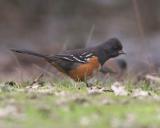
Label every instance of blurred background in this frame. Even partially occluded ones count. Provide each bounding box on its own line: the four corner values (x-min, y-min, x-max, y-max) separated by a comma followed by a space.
1, 0, 160, 80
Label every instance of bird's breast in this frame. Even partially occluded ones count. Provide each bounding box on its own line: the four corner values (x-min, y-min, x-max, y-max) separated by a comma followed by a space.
69, 56, 101, 81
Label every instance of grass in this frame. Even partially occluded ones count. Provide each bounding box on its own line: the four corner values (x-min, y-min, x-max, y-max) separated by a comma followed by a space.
0, 79, 159, 128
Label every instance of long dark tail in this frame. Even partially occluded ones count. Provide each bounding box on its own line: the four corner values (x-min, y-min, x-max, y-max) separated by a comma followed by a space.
10, 49, 49, 59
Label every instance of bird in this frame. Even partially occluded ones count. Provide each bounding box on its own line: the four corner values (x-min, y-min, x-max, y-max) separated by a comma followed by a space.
100, 58, 127, 80
11, 38, 125, 86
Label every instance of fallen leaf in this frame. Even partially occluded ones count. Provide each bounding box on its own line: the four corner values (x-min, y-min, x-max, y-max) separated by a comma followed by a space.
132, 89, 149, 97
111, 82, 128, 96
87, 87, 106, 95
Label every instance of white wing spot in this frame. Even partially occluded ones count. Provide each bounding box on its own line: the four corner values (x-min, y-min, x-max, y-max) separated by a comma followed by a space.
86, 58, 90, 61
82, 52, 88, 55
72, 56, 86, 63
63, 57, 74, 61
85, 53, 93, 57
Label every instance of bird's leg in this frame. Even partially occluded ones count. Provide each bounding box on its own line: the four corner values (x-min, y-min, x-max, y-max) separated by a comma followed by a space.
85, 82, 94, 88
84, 78, 94, 88
83, 74, 95, 88
83, 74, 90, 87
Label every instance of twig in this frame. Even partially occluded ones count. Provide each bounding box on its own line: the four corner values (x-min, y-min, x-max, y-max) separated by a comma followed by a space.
9, 50, 24, 82
30, 73, 44, 86
132, 0, 151, 65
145, 74, 160, 84
132, 0, 146, 43
62, 37, 70, 51
86, 24, 95, 46
103, 89, 114, 92
32, 64, 55, 78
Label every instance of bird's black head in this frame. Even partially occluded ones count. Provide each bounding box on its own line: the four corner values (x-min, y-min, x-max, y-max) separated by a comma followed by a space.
100, 38, 125, 58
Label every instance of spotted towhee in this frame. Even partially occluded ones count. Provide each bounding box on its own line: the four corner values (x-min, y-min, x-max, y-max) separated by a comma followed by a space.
101, 58, 127, 79
11, 38, 125, 83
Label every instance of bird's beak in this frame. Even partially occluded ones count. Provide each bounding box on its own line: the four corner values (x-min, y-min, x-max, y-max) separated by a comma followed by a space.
118, 50, 126, 55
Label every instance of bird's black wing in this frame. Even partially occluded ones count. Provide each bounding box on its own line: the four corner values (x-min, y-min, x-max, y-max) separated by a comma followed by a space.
49, 48, 96, 63
47, 49, 95, 73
